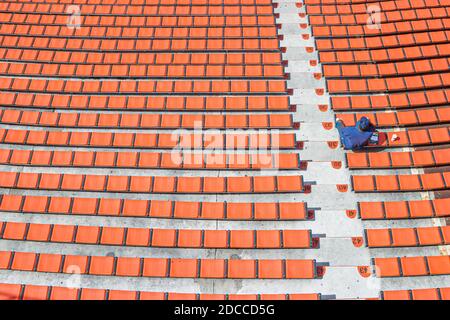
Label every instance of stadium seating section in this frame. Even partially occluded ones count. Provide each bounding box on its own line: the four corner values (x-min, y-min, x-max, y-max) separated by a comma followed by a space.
0, 0, 448, 300
305, 0, 450, 300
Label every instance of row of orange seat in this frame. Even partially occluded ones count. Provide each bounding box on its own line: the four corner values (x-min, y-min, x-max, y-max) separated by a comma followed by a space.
317, 30, 450, 51
369, 127, 448, 148
0, 13, 277, 27
1, 78, 288, 94
352, 172, 450, 192
0, 221, 313, 248
336, 108, 450, 128
0, 194, 309, 220
0, 250, 318, 279
304, 0, 446, 14
328, 73, 450, 94
359, 199, 450, 220
332, 89, 449, 110
0, 149, 301, 170
373, 256, 450, 277
365, 226, 450, 247
313, 18, 450, 37
0, 283, 320, 301
0, 49, 283, 65
1, 0, 274, 5
346, 148, 450, 169
0, 2, 276, 15
319, 43, 450, 63
1, 36, 281, 51
4, 0, 274, 3
0, 172, 305, 194
0, 92, 290, 111
0, 109, 294, 129
323, 57, 449, 78
1, 62, 285, 78
309, 7, 450, 25
1, 25, 280, 38
0, 129, 297, 149
381, 287, 450, 300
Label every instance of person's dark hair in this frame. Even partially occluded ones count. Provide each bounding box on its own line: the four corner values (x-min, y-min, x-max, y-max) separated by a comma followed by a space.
358, 117, 371, 132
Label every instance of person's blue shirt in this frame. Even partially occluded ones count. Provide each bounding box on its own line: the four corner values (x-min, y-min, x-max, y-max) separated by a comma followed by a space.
336, 117, 375, 150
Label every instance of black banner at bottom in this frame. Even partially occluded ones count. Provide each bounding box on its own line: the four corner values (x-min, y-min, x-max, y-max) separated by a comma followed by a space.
0, 300, 438, 319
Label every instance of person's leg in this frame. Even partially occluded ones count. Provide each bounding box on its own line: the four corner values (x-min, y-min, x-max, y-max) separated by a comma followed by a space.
335, 119, 345, 147
335, 119, 345, 136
